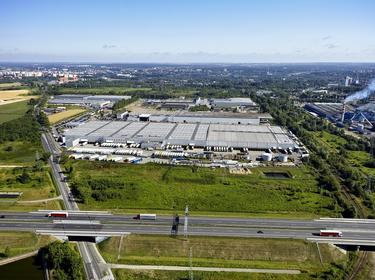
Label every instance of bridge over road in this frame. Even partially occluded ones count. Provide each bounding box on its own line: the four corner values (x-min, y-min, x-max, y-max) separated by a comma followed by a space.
1, 212, 375, 248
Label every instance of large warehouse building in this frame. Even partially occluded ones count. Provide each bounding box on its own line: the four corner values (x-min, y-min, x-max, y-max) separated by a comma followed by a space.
127, 112, 272, 125
64, 120, 297, 150
49, 94, 132, 108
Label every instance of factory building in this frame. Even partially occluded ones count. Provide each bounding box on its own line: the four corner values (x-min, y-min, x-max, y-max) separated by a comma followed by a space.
49, 94, 132, 109
304, 103, 347, 122
63, 120, 297, 150
210, 98, 259, 111
127, 112, 271, 125
144, 98, 198, 110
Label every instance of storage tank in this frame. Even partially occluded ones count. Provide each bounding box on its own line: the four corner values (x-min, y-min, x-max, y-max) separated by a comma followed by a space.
261, 153, 273, 161
278, 154, 288, 162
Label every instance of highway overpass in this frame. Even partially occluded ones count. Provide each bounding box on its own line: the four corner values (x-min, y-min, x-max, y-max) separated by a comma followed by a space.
1, 211, 375, 248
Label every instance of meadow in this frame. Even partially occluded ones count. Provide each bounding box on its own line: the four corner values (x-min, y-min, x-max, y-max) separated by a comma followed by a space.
0, 141, 41, 165
69, 161, 338, 217
0, 232, 54, 259
313, 131, 375, 176
0, 100, 32, 124
0, 167, 57, 200
100, 234, 347, 280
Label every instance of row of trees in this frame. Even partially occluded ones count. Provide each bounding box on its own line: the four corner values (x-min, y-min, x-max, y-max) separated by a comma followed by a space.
112, 96, 139, 111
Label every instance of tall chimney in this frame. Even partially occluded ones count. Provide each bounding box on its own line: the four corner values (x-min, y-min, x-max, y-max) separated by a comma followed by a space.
341, 102, 346, 123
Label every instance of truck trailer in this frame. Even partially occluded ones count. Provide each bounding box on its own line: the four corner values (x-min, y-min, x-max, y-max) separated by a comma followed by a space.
47, 211, 69, 218
135, 214, 156, 220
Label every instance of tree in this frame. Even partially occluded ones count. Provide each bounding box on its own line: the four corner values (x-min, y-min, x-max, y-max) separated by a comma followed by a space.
17, 170, 31, 184
41, 152, 51, 162
4, 246, 10, 257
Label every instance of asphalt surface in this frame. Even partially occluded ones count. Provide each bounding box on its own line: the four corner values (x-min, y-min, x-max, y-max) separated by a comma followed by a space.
2, 213, 375, 244
42, 132, 111, 280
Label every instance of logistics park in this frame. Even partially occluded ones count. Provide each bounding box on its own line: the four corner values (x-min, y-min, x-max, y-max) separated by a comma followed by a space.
2, 67, 375, 280
57, 96, 309, 169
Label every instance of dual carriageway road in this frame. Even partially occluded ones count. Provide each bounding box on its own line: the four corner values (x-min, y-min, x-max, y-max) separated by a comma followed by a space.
1, 212, 375, 246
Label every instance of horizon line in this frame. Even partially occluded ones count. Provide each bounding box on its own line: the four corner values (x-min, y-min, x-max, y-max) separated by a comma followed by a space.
1, 61, 375, 65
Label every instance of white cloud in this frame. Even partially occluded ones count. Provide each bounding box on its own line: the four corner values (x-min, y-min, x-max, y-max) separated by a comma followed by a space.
102, 44, 116, 49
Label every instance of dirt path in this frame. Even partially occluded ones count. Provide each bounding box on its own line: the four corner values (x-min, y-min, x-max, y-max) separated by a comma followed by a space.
0, 165, 24, 168
108, 264, 301, 274
0, 250, 38, 266
18, 195, 63, 204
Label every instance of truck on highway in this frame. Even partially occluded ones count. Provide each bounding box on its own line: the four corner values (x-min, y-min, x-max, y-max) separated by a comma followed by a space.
47, 211, 69, 218
135, 214, 156, 220
319, 230, 342, 237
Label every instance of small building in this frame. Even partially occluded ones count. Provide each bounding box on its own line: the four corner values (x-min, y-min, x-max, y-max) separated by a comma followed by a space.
116, 111, 129, 120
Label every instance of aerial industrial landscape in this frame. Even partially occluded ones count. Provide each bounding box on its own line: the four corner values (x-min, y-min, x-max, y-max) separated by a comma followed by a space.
1, 1, 375, 280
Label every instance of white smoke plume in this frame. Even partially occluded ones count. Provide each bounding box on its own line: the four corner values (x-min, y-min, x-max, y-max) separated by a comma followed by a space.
345, 78, 375, 103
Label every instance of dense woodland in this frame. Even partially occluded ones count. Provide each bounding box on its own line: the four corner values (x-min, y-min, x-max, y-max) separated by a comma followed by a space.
40, 242, 84, 280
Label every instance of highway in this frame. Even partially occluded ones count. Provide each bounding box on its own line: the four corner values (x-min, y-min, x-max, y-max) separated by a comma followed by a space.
4, 211, 375, 232
42, 133, 112, 280
2, 212, 375, 245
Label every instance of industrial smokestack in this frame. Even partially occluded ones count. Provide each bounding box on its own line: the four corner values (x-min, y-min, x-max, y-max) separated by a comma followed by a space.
341, 102, 346, 123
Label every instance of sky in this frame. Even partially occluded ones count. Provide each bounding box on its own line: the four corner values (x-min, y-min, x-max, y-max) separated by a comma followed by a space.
0, 0, 375, 63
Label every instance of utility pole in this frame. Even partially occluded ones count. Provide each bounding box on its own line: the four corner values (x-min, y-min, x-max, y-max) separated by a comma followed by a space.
184, 205, 189, 238
189, 247, 193, 280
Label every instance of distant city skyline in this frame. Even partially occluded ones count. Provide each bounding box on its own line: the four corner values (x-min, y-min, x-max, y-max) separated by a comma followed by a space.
1, 0, 375, 63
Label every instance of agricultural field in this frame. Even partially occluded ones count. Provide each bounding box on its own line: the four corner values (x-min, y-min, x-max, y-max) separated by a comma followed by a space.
0, 100, 33, 124
47, 108, 86, 124
0, 232, 55, 259
58, 86, 152, 95
0, 88, 37, 106
100, 235, 347, 280
68, 161, 339, 218
0, 82, 22, 89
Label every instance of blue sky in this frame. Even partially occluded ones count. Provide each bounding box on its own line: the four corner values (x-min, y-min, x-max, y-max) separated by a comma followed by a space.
1, 0, 375, 62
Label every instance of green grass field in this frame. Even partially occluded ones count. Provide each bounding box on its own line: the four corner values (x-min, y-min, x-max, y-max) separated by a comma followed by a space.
99, 235, 347, 280
0, 141, 41, 165
58, 86, 152, 95
0, 100, 32, 124
0, 232, 54, 259
113, 270, 305, 280
68, 161, 338, 217
313, 131, 375, 176
0, 167, 57, 200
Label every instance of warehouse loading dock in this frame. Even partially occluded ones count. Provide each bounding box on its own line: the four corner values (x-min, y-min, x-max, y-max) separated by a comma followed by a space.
63, 120, 298, 150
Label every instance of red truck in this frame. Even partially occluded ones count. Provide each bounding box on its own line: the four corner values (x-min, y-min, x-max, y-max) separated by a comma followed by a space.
47, 211, 69, 218
319, 230, 342, 237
